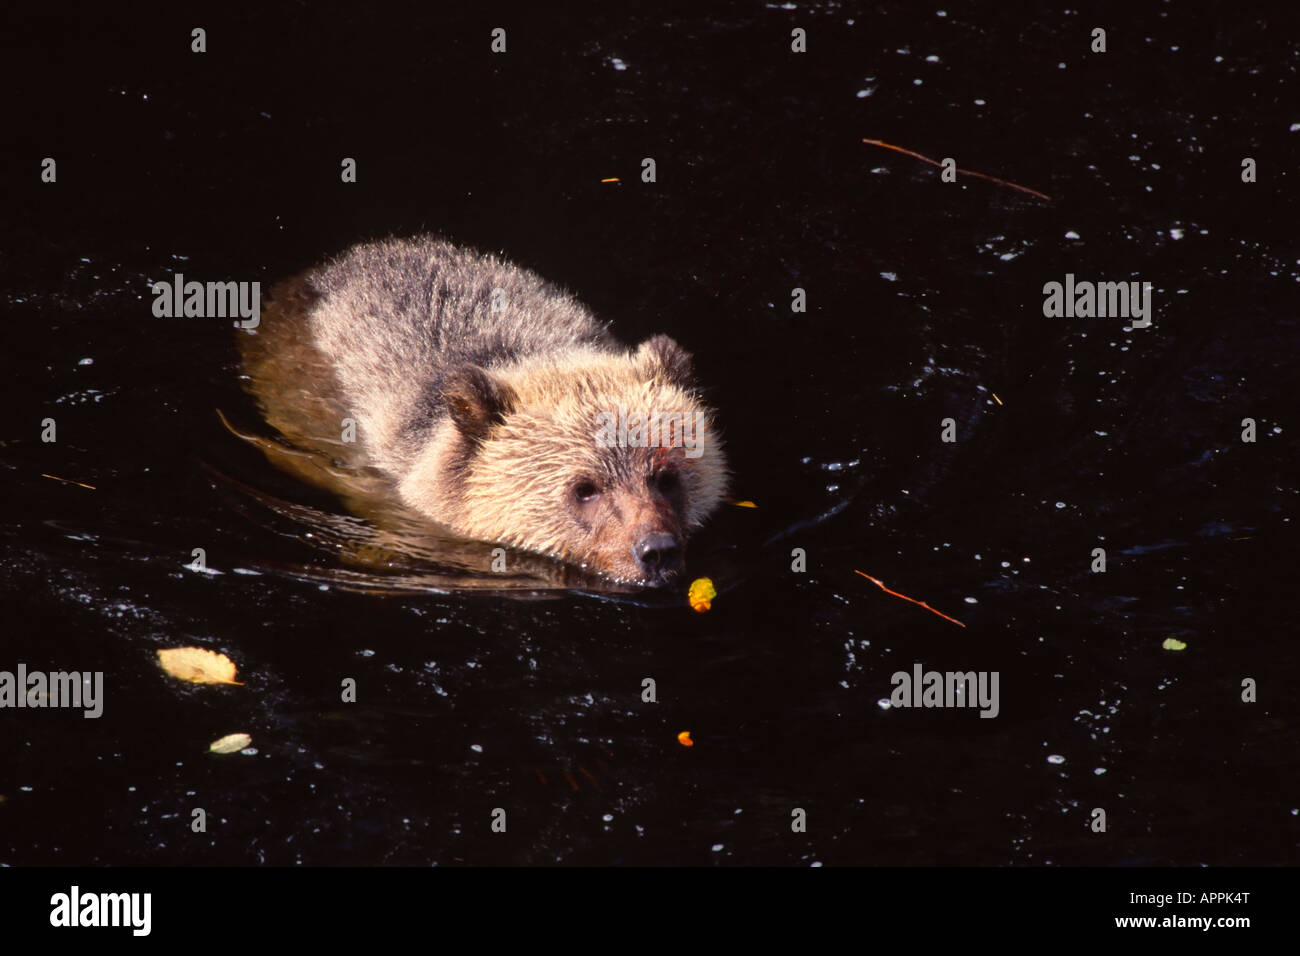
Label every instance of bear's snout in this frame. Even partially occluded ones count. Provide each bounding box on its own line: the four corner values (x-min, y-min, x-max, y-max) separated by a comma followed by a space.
632, 531, 683, 583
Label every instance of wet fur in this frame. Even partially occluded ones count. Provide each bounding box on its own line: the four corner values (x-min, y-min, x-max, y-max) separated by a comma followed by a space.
239, 237, 727, 584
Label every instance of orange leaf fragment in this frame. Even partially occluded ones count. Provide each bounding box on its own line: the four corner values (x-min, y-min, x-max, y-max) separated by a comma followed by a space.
677, 731, 694, 748
688, 577, 717, 613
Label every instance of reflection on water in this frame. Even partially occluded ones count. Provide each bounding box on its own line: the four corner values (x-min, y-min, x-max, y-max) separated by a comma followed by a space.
204, 431, 656, 599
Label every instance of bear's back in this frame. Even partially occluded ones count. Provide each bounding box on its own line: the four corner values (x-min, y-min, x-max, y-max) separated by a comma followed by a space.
303, 237, 616, 472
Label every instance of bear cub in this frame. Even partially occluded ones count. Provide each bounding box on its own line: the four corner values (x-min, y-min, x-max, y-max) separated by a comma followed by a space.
241, 237, 728, 586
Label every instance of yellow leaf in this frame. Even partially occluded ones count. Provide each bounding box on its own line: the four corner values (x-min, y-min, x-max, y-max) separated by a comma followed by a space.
1161, 637, 1187, 651
158, 647, 243, 685
731, 500, 757, 508
688, 577, 717, 613
208, 733, 252, 754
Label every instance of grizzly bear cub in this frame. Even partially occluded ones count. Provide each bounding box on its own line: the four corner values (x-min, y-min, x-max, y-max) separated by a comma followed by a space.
238, 237, 728, 586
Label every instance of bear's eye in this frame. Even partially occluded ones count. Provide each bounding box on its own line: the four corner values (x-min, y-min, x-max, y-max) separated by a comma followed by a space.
652, 470, 678, 493
573, 481, 601, 503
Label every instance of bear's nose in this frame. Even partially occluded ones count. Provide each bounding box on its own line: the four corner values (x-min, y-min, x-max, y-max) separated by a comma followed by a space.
633, 532, 682, 579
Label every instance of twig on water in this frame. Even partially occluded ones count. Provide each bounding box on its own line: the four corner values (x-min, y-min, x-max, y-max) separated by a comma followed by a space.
41, 473, 96, 491
862, 138, 1052, 202
853, 569, 966, 628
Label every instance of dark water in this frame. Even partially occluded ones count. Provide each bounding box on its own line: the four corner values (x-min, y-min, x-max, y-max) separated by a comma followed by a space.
1, 2, 1296, 865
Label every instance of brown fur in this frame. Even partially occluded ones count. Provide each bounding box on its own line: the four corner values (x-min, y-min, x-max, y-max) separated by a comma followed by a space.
238, 237, 728, 585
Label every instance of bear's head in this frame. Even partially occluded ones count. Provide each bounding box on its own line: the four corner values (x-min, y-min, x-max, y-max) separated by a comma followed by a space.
409, 335, 728, 586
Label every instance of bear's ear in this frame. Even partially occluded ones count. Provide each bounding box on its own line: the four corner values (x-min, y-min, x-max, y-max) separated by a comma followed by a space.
441, 366, 517, 443
635, 334, 695, 387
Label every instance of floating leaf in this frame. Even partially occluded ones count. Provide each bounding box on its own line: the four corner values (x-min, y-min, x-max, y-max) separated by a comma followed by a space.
730, 499, 757, 509
688, 577, 716, 613
158, 647, 242, 685
208, 733, 252, 754
677, 731, 694, 748
1162, 637, 1188, 651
